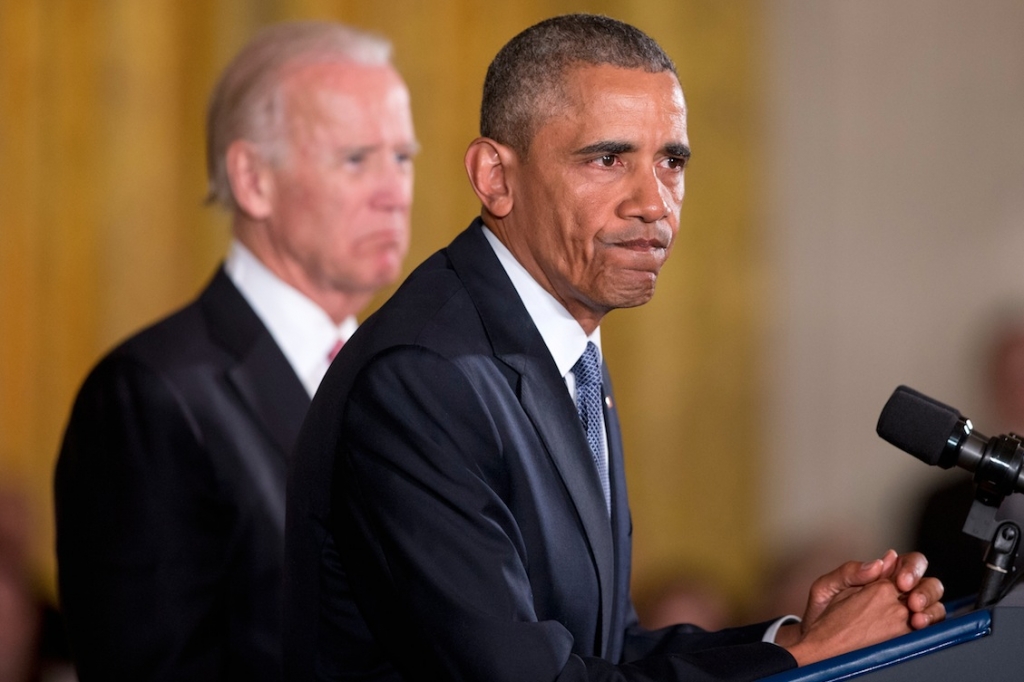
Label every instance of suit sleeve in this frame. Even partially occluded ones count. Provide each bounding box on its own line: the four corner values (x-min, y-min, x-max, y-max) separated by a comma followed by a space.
333, 345, 796, 682
54, 354, 232, 681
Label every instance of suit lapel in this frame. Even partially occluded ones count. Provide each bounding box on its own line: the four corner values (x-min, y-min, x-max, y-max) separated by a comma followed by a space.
446, 222, 616, 653
200, 268, 310, 457
603, 364, 631, 661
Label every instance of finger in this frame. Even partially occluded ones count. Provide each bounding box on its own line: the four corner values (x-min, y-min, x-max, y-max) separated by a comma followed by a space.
877, 549, 899, 579
848, 555, 890, 586
813, 559, 882, 601
909, 600, 946, 630
893, 551, 929, 592
906, 577, 945, 612
803, 559, 885, 628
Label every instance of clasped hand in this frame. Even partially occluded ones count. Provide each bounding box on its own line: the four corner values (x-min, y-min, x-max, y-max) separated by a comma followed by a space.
776, 549, 945, 666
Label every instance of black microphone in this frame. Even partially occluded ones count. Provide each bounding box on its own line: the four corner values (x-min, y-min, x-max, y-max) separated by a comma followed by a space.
876, 385, 1024, 498
879, 385, 1024, 607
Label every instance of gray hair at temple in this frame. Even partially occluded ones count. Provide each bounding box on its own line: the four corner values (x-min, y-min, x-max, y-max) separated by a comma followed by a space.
480, 13, 677, 158
205, 21, 392, 210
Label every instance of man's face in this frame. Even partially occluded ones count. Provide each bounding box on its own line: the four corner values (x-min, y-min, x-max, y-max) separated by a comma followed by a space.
265, 60, 416, 297
501, 64, 688, 328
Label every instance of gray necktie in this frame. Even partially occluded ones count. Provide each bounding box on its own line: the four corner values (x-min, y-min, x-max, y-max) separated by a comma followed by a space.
572, 341, 611, 514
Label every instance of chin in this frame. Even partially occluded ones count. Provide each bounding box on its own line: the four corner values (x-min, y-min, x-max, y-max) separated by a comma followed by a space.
601, 274, 659, 310
366, 252, 407, 284
613, 293, 656, 310
369, 265, 405, 289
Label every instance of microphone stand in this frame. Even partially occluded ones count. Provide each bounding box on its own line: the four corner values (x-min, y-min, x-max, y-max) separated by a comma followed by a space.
976, 519, 1020, 609
963, 489, 1021, 609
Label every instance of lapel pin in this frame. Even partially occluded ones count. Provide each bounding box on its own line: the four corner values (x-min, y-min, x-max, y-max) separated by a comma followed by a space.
605, 395, 613, 409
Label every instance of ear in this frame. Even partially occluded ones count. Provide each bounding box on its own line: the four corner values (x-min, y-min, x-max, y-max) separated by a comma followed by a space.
464, 137, 516, 218
226, 140, 274, 220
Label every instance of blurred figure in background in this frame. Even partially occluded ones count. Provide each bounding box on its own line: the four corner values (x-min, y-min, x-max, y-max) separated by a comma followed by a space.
0, 488, 74, 682
632, 570, 733, 632
0, 489, 39, 682
748, 528, 873, 624
53, 21, 416, 681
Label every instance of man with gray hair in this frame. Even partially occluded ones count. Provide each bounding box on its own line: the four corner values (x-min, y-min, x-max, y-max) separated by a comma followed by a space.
55, 21, 417, 681
286, 14, 942, 681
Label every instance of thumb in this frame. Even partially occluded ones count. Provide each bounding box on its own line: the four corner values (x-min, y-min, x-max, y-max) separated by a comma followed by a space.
804, 555, 889, 626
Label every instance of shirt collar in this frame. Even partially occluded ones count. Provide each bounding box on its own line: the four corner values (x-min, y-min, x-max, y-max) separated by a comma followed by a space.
224, 239, 356, 397
481, 226, 601, 377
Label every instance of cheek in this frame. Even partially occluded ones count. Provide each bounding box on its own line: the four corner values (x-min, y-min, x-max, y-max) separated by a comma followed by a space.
665, 175, 685, 211
303, 179, 362, 227
276, 171, 323, 215
560, 182, 601, 235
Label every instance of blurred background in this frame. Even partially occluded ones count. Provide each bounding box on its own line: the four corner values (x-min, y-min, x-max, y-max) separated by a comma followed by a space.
3, 0, 1024, 666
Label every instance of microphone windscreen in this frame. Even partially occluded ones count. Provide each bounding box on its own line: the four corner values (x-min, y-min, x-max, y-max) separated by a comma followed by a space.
876, 385, 961, 466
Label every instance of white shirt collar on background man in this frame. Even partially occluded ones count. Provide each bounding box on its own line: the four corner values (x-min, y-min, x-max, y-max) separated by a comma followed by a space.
225, 239, 357, 398
481, 226, 600, 398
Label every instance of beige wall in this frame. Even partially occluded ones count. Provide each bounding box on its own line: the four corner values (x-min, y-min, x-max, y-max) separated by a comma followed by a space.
1, 1, 766, 606
763, 0, 1024, 561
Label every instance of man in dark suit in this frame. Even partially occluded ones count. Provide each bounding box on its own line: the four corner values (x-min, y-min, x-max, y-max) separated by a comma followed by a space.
54, 21, 417, 681
285, 14, 944, 682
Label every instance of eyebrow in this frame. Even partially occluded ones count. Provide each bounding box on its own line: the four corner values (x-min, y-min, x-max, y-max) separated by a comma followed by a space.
574, 141, 636, 156
333, 141, 422, 156
573, 140, 691, 159
664, 143, 691, 159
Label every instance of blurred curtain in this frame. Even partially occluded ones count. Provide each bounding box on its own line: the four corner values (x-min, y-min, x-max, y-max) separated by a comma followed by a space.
0, 0, 765, 607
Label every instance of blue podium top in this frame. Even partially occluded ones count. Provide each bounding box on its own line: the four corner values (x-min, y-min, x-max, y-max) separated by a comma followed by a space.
758, 607, 992, 682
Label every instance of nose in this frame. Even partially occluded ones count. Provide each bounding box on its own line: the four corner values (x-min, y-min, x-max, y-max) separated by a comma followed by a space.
621, 166, 671, 223
370, 154, 414, 211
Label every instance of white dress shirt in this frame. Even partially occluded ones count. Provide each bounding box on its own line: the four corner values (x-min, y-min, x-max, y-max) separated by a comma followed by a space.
225, 240, 357, 398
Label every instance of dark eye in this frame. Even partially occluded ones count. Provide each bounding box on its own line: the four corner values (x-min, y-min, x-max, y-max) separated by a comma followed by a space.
598, 155, 617, 167
665, 156, 686, 170
343, 153, 367, 167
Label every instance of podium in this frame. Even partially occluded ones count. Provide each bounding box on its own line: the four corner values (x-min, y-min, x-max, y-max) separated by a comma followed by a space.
760, 584, 1024, 681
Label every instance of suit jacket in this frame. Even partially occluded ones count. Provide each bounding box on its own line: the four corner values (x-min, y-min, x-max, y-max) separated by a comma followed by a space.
55, 268, 309, 681
284, 221, 797, 682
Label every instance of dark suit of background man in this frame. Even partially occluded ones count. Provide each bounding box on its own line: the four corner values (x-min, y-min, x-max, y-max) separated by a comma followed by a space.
54, 21, 417, 681
285, 13, 944, 682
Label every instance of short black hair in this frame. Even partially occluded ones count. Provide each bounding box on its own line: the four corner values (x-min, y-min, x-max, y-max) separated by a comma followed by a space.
480, 14, 677, 156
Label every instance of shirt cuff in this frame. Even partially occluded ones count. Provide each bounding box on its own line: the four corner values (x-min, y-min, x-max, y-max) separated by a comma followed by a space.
763, 614, 802, 644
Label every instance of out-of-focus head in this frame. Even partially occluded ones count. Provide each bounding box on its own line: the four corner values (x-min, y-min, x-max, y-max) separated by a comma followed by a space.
986, 320, 1024, 433
480, 13, 677, 158
467, 14, 687, 332
206, 21, 393, 209
205, 22, 417, 321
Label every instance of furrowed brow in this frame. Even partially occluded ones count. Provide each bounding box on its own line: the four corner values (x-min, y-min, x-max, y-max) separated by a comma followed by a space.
664, 143, 691, 159
574, 141, 636, 156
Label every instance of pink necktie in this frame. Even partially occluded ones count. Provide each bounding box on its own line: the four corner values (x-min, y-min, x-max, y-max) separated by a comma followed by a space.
327, 338, 344, 362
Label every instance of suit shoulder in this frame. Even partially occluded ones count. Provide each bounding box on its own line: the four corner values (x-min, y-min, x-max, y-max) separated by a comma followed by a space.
357, 250, 488, 357
100, 275, 247, 375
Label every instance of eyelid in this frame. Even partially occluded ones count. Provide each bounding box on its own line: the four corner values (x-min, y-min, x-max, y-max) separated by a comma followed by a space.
590, 153, 620, 167
338, 148, 371, 165
396, 147, 419, 161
